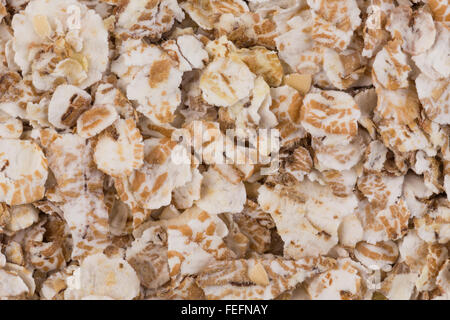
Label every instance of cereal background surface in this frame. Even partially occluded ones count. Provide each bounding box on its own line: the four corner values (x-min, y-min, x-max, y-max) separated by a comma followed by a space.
0, 0, 449, 300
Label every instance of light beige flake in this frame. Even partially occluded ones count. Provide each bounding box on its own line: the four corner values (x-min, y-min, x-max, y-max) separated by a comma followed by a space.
126, 137, 191, 210
3, 263, 36, 297
196, 165, 246, 215
0, 0, 448, 301
323, 48, 367, 90
5, 204, 39, 234
312, 135, 365, 171
115, 0, 184, 40
166, 207, 235, 277
215, 12, 278, 49
378, 120, 430, 154
402, 173, 434, 218
444, 137, 450, 202
435, 260, 450, 299
93, 118, 144, 177
48, 85, 92, 130
356, 193, 411, 245
306, 258, 369, 300
113, 176, 152, 229
0, 73, 40, 120
415, 243, 448, 292
40, 129, 100, 199
415, 73, 450, 125
0, 111, 23, 139
236, 46, 284, 87
218, 76, 276, 139
65, 253, 140, 300
162, 35, 209, 72
232, 200, 274, 254
172, 168, 203, 210
61, 194, 110, 261
180, 0, 249, 30
248, 262, 270, 286
399, 230, 428, 272
258, 179, 357, 258
0, 139, 48, 205
379, 268, 417, 300
118, 41, 183, 125
375, 85, 420, 125
363, 140, 388, 172
11, 0, 109, 89
354, 241, 399, 271
269, 85, 306, 148
200, 57, 256, 107
412, 23, 450, 80
386, 6, 436, 56
338, 214, 363, 248
4, 241, 24, 266
77, 104, 118, 138
0, 268, 30, 298
357, 174, 404, 209
0, 202, 9, 233
307, 0, 361, 51
414, 203, 450, 244
354, 87, 377, 137
372, 39, 411, 90
362, 0, 394, 58
197, 256, 333, 300
377, 199, 411, 241
0, 23, 15, 75
321, 169, 358, 198
284, 146, 313, 182
301, 90, 360, 144
275, 11, 323, 75
94, 83, 136, 119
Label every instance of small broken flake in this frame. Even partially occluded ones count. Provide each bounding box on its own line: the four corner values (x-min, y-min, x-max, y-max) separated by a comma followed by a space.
0, 0, 448, 301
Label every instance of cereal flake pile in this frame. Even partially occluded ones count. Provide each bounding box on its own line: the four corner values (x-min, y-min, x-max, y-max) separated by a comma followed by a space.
0, 0, 449, 300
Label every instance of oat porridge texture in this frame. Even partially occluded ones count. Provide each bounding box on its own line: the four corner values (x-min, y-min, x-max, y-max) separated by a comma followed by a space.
0, 0, 449, 300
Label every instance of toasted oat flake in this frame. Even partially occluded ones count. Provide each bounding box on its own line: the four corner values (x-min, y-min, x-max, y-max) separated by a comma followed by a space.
0, 139, 48, 205
94, 119, 144, 177
301, 90, 360, 144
